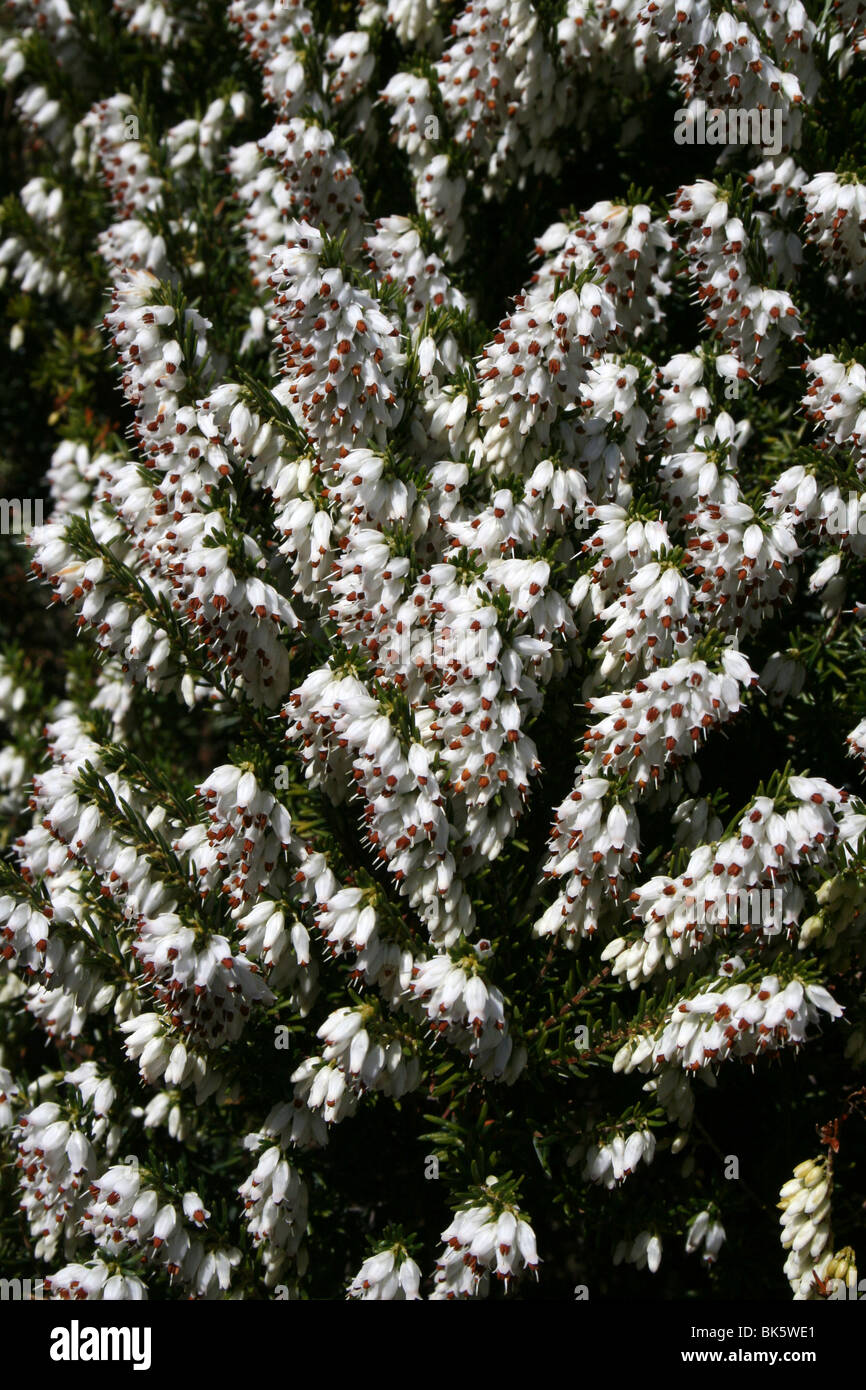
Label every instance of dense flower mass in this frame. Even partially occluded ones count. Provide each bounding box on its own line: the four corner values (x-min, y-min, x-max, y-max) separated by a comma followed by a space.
1, 0, 866, 1302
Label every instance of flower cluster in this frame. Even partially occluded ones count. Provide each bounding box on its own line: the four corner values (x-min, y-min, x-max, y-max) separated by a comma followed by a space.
431, 1180, 540, 1298
346, 1241, 422, 1300
778, 1156, 834, 1298
614, 956, 844, 1076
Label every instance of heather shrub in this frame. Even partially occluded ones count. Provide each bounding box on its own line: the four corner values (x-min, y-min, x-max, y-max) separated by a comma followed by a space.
1, 0, 866, 1301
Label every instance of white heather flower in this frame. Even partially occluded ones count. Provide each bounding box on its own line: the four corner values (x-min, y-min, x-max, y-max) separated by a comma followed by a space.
801, 353, 866, 465
615, 957, 844, 1073
364, 216, 467, 328
615, 1229, 662, 1273
239, 1145, 308, 1280
670, 181, 803, 381
779, 1157, 833, 1295
477, 275, 618, 472
431, 1184, 540, 1298
613, 777, 853, 983
303, 1004, 421, 1104
0, 1067, 20, 1130
686, 1210, 727, 1264
228, 1, 320, 116
536, 782, 640, 943
46, 1261, 147, 1301
182, 1192, 211, 1227
258, 119, 365, 253
13, 1097, 96, 1260
533, 202, 671, 334
347, 1245, 422, 1299
580, 649, 758, 789
409, 949, 519, 1078
269, 222, 405, 455
584, 1128, 656, 1188
803, 174, 866, 291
